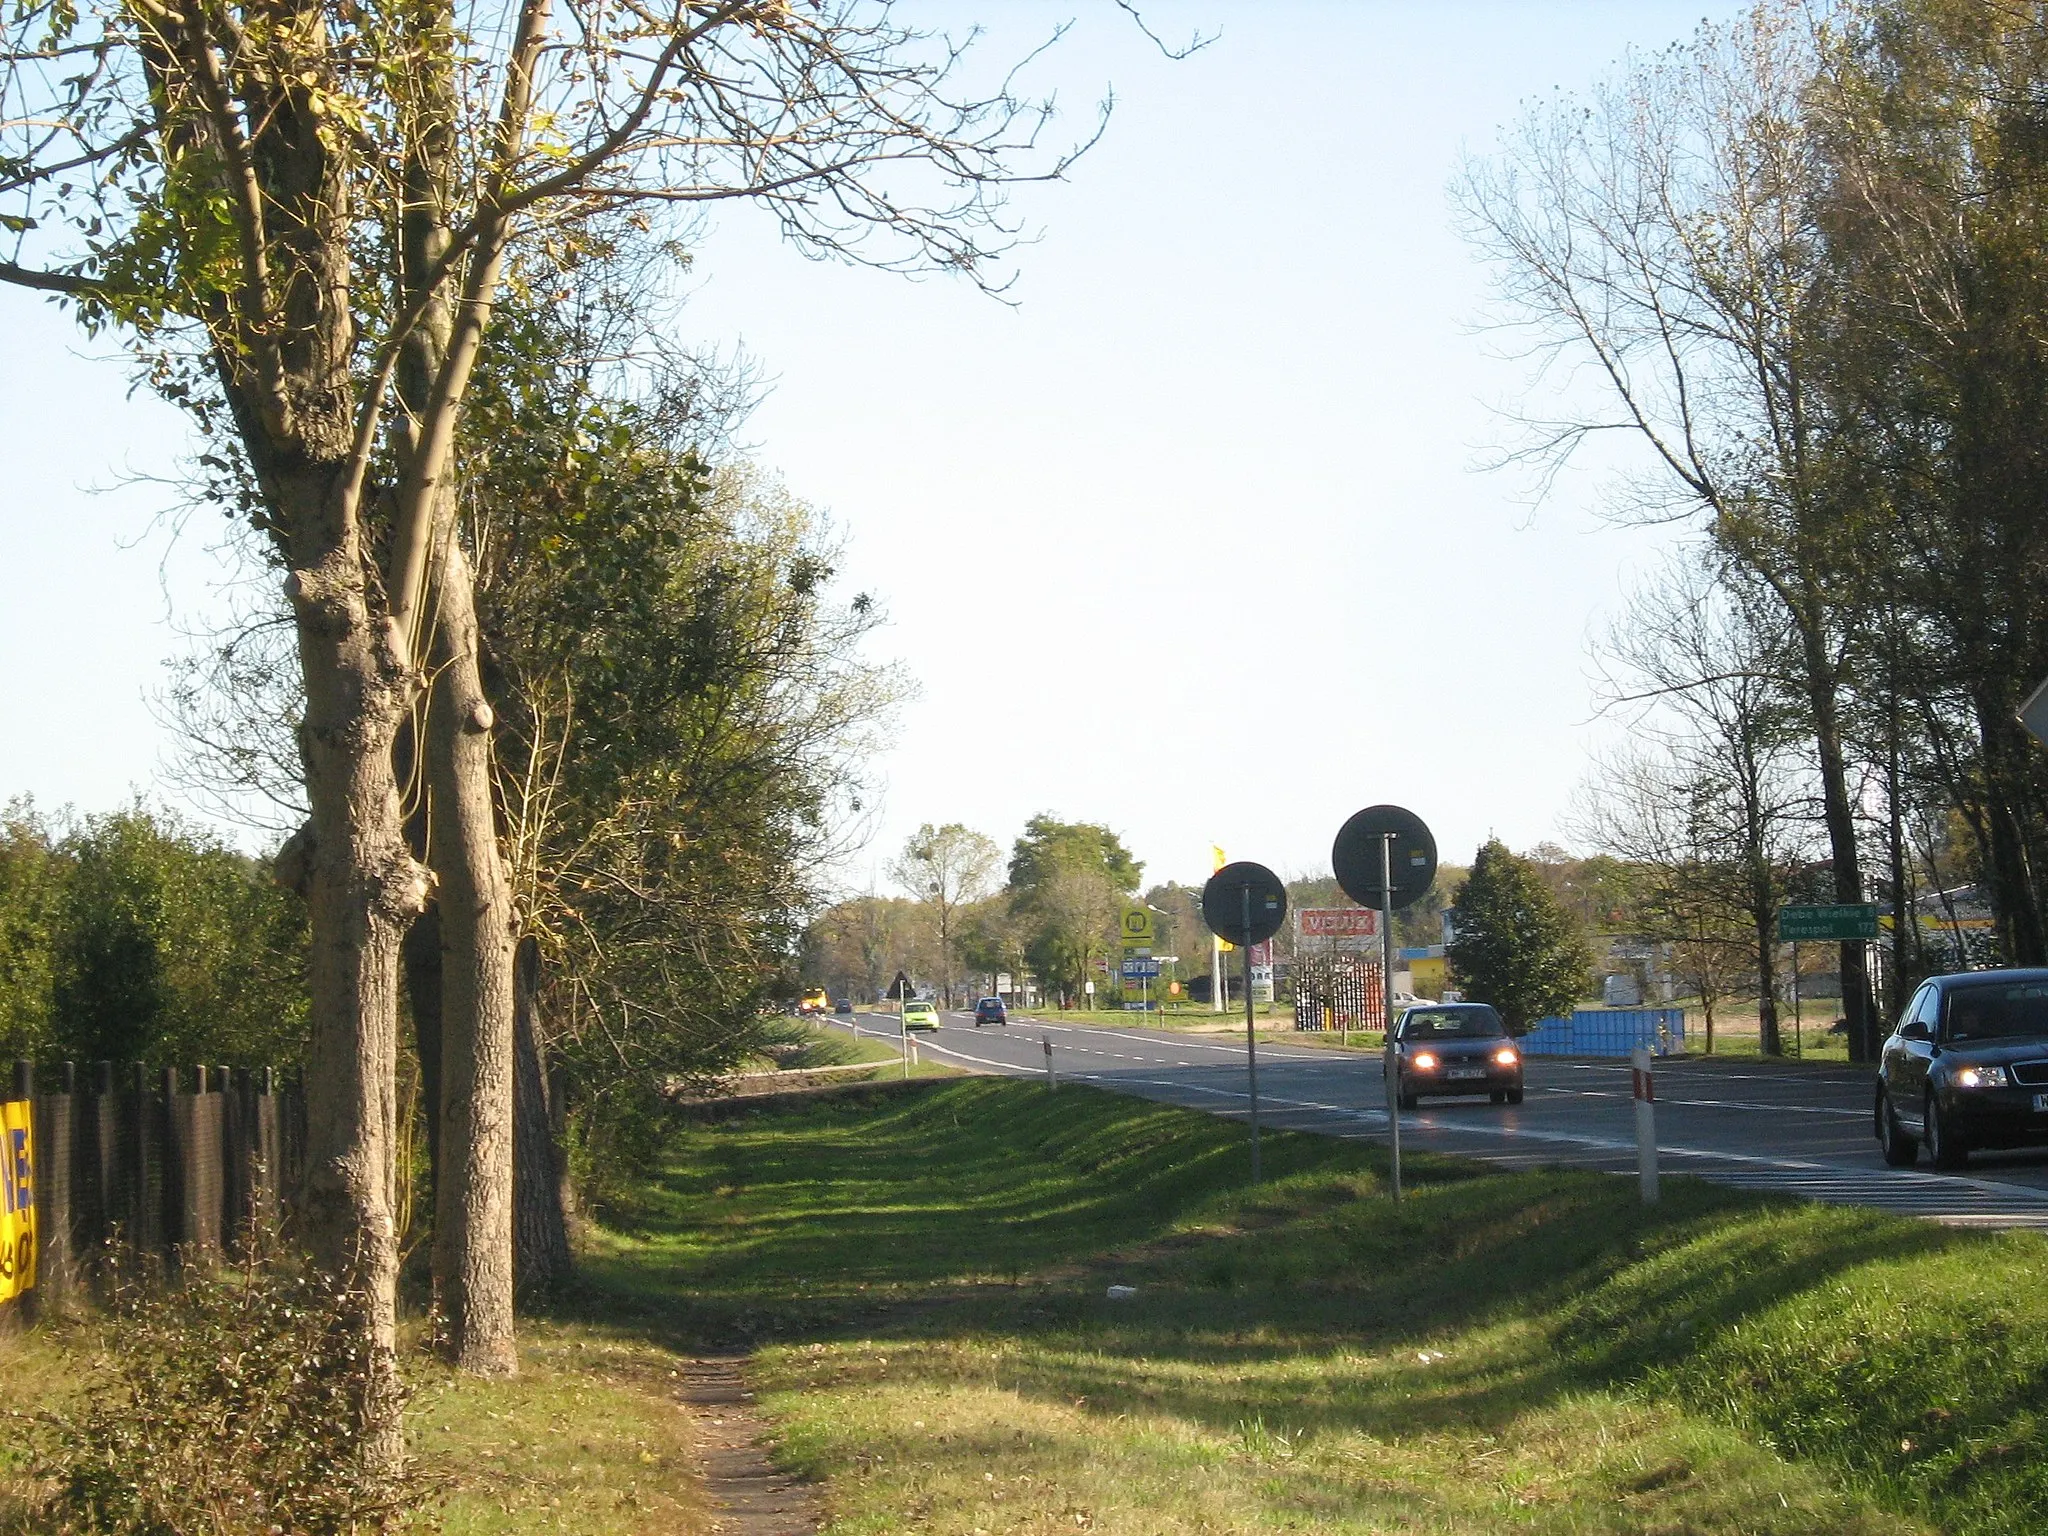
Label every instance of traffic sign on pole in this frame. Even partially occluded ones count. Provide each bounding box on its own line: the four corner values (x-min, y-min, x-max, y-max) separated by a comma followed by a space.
1201, 862, 1288, 946
1201, 861, 1287, 1187
1777, 904, 1880, 942
1332, 805, 1438, 910
1330, 806, 1438, 1205
1118, 905, 1156, 949
2021, 674, 2048, 748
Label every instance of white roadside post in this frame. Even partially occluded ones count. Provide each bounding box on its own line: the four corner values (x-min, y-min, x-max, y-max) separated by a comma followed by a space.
1043, 1037, 1057, 1091
1632, 1044, 1659, 1204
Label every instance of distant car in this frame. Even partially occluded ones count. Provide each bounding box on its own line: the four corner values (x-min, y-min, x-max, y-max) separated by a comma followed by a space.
1384, 1003, 1523, 1109
973, 996, 1008, 1027
833, 997, 853, 1015
901, 1000, 940, 1031
1877, 968, 2048, 1170
798, 988, 830, 1015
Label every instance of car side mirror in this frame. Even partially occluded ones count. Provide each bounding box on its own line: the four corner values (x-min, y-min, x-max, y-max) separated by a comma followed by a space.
1900, 1020, 1931, 1043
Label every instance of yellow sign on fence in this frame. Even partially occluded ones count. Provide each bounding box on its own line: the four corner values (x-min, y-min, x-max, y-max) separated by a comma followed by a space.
0, 1098, 35, 1303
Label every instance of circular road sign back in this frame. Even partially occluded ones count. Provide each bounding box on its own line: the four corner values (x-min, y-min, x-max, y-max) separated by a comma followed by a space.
1332, 805, 1438, 910
1203, 862, 1289, 947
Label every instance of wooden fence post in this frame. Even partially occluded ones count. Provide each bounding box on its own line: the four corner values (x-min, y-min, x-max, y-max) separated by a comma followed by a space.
124, 1061, 158, 1264
163, 1065, 225, 1267
251, 1066, 282, 1245
28, 1062, 76, 1315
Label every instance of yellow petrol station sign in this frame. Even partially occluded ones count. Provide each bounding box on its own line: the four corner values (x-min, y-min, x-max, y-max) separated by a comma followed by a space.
0, 1097, 36, 1303
1119, 905, 1154, 950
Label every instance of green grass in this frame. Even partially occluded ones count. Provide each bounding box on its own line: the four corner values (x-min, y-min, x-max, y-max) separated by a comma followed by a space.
11, 1075, 2041, 1533
572, 1077, 2048, 1535
0, 1316, 709, 1535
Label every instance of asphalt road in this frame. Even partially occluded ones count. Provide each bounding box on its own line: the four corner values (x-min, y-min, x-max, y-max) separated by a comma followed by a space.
832, 1010, 2048, 1230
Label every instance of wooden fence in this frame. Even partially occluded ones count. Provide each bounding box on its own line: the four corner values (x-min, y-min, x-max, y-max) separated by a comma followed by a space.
4, 1060, 303, 1318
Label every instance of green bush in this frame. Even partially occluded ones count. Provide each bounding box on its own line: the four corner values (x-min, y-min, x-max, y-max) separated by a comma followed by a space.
0, 800, 307, 1068
16, 1253, 425, 1535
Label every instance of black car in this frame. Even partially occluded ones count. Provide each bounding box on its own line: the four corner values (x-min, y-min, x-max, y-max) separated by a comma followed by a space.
833, 997, 853, 1015
1877, 968, 2048, 1170
973, 996, 1008, 1027
1385, 1003, 1523, 1109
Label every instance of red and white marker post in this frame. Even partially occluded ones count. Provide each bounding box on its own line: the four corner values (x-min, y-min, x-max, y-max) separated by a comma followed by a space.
1631, 1044, 1659, 1204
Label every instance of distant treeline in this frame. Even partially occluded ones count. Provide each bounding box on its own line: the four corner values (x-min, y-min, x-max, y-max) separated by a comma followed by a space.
0, 801, 307, 1069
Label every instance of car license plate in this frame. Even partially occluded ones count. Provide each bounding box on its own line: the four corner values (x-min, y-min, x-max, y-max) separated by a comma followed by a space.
2034, 1094, 2048, 1114
1447, 1067, 1485, 1080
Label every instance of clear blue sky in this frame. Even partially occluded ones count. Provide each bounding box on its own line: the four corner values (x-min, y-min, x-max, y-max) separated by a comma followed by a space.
0, 1, 1745, 892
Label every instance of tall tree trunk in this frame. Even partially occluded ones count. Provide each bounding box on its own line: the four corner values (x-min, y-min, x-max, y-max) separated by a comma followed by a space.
425, 535, 518, 1376
1975, 692, 2048, 967
1792, 613, 1874, 1061
512, 936, 573, 1296
1751, 896, 1782, 1057
285, 513, 426, 1472
1884, 687, 1916, 1016
402, 901, 445, 1224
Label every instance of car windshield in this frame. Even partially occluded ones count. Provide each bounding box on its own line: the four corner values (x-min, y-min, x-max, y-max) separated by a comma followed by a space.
1398, 1007, 1505, 1040
1944, 982, 2048, 1042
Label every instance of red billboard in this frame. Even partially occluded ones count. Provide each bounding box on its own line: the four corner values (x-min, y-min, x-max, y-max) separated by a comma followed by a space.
1297, 908, 1380, 940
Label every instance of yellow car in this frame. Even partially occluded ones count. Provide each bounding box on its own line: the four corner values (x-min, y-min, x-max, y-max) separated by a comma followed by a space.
901, 1000, 939, 1031
798, 988, 830, 1015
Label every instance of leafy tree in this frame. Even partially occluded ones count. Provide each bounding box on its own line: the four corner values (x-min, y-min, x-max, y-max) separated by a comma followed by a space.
1005, 815, 1141, 1002
2, 0, 1084, 1418
1007, 815, 1143, 893
1447, 840, 1593, 1034
0, 800, 67, 1061
803, 896, 932, 1005
0, 802, 309, 1068
473, 404, 900, 1206
890, 824, 1000, 1006
1457, 5, 1883, 1058
1806, 0, 2048, 973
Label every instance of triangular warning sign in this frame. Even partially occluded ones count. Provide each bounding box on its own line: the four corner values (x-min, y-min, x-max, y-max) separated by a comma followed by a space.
887, 970, 912, 1001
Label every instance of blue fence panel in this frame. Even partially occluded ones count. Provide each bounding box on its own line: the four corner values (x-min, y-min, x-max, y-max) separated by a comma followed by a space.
1518, 1008, 1685, 1058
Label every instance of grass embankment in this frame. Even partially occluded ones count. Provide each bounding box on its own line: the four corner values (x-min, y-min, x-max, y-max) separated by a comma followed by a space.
582, 1078, 2048, 1535
0, 1316, 710, 1534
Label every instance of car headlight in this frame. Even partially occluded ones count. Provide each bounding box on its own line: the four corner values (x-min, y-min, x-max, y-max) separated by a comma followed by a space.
1411, 1051, 1439, 1071
1953, 1064, 2011, 1089
1493, 1047, 1519, 1066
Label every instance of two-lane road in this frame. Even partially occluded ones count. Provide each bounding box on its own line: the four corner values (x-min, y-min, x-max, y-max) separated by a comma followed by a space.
835, 1010, 2048, 1229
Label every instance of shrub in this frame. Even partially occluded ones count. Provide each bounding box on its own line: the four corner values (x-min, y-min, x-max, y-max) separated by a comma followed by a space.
15, 1253, 425, 1534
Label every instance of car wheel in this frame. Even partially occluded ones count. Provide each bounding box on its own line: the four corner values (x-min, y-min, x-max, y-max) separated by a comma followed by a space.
1507, 1086, 1524, 1105
1489, 1090, 1507, 1105
1876, 1085, 1919, 1167
1925, 1090, 1968, 1170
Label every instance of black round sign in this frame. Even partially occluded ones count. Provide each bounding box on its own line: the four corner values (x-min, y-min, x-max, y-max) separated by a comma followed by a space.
1332, 805, 1438, 910
1202, 861, 1289, 947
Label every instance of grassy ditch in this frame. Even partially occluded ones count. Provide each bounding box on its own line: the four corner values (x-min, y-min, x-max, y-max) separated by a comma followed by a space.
580, 1077, 2048, 1535
0, 1313, 709, 1535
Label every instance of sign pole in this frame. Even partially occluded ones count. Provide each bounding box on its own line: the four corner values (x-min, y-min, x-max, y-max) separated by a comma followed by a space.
1243, 884, 1261, 1185
1381, 832, 1402, 1201
1792, 940, 1802, 1058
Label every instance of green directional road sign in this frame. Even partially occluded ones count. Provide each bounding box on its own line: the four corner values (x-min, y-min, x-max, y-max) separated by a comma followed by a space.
1777, 903, 1880, 942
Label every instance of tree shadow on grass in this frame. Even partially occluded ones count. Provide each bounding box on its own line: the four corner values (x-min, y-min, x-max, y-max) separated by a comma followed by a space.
547, 1078, 2043, 1531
